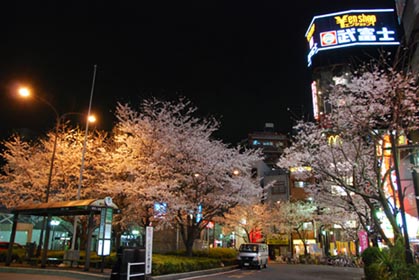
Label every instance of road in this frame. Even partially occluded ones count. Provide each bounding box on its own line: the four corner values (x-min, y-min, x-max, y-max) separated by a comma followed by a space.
180, 264, 364, 280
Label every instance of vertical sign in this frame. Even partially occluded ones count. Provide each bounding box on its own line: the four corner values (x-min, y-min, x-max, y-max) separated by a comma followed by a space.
145, 226, 153, 275
358, 230, 369, 253
97, 207, 113, 256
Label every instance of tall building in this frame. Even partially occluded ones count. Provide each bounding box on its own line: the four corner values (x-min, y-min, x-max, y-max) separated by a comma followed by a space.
306, 8, 400, 122
396, 0, 419, 72
247, 123, 290, 204
304, 4, 419, 255
303, 6, 411, 256
395, 0, 419, 246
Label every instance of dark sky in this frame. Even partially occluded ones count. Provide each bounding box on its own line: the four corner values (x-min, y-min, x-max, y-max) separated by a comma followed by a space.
0, 1, 397, 144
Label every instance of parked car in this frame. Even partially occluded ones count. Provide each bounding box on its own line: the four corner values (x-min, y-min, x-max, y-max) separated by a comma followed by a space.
0, 242, 26, 263
237, 243, 269, 269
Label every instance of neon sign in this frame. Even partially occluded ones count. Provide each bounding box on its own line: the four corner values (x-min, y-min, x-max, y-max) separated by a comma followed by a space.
311, 81, 319, 120
305, 9, 399, 67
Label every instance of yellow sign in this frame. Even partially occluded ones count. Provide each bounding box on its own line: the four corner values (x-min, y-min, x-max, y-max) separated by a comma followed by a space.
306, 23, 315, 42
267, 235, 288, 245
335, 14, 377, 28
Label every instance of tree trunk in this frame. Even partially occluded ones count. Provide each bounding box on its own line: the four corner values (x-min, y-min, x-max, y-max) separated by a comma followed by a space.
179, 215, 202, 257
185, 234, 195, 257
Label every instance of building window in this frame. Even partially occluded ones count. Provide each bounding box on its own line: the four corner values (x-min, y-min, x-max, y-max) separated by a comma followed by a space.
294, 181, 308, 188
272, 181, 286, 194
262, 141, 273, 146
303, 222, 313, 230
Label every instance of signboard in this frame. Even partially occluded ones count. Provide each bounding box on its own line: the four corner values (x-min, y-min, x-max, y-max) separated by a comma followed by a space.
358, 230, 369, 253
97, 207, 113, 256
267, 234, 289, 245
145, 226, 153, 275
305, 9, 400, 67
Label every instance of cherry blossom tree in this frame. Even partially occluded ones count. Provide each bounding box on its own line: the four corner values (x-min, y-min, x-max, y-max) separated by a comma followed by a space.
98, 97, 263, 256
0, 125, 109, 207
277, 58, 419, 248
1, 97, 263, 256
0, 124, 111, 249
221, 202, 267, 244
268, 200, 317, 256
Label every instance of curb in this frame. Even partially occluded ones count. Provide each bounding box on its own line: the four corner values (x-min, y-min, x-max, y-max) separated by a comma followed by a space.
0, 265, 110, 280
0, 264, 237, 280
150, 265, 238, 280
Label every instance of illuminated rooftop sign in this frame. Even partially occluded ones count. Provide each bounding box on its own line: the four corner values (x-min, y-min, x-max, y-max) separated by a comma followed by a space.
305, 9, 400, 67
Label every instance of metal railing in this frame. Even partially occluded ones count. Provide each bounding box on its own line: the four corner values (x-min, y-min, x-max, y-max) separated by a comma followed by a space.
127, 261, 145, 279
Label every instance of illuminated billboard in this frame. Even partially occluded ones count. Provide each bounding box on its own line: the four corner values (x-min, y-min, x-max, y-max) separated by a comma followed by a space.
305, 9, 400, 67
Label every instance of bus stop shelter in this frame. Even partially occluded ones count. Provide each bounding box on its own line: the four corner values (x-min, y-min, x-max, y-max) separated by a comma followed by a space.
6, 198, 120, 270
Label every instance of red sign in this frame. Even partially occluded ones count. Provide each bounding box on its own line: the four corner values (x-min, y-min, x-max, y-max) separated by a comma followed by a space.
358, 230, 369, 253
249, 228, 263, 243
320, 31, 337, 46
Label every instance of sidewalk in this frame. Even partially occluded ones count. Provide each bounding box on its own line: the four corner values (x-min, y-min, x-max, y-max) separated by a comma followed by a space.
0, 262, 237, 280
0, 263, 111, 280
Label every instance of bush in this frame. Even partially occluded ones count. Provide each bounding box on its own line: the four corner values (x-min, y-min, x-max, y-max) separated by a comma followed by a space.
12, 247, 233, 275
361, 246, 381, 267
151, 248, 237, 276
152, 254, 220, 276
362, 239, 419, 280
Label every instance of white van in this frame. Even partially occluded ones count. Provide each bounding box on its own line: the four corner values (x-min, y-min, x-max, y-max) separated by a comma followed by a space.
237, 243, 269, 269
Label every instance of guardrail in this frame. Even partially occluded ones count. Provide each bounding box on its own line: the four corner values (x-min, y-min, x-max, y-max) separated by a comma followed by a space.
127, 261, 146, 279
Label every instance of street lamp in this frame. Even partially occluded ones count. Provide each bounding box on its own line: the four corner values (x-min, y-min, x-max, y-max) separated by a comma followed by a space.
18, 86, 60, 203
17, 87, 97, 202
17, 71, 97, 260
71, 65, 97, 253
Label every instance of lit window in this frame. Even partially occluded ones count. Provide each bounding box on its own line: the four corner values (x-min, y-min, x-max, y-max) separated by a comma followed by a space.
294, 181, 308, 188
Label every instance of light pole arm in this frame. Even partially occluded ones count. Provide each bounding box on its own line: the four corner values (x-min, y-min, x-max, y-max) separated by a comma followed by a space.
34, 95, 60, 203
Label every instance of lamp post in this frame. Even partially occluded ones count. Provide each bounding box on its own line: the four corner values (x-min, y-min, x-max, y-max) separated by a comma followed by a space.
18, 87, 62, 259
70, 64, 97, 252
18, 75, 97, 260
18, 87, 60, 203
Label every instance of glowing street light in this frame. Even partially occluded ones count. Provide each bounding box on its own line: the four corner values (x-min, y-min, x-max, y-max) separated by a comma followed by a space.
17, 85, 60, 203
17, 86, 97, 201
18, 87, 30, 97
17, 65, 97, 264
232, 169, 240, 176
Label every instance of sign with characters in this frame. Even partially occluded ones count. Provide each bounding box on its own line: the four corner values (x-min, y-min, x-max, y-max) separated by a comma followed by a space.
305, 9, 400, 67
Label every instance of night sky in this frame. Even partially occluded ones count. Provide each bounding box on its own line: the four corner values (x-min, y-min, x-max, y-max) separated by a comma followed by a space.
0, 1, 396, 145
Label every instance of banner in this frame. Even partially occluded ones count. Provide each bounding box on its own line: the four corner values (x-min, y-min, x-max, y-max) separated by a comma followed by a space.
358, 230, 369, 253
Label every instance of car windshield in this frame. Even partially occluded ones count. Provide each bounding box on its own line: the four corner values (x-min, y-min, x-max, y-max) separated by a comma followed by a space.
239, 244, 258, 252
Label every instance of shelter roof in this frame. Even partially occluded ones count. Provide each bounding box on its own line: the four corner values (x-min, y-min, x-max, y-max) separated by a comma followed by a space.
11, 198, 120, 216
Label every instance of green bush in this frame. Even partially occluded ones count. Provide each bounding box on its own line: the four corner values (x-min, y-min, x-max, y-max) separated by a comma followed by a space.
362, 246, 382, 267
150, 248, 237, 276
152, 254, 221, 276
15, 247, 234, 275
362, 239, 419, 280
